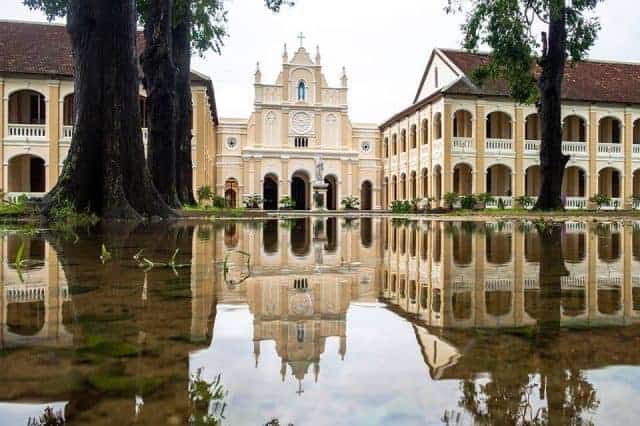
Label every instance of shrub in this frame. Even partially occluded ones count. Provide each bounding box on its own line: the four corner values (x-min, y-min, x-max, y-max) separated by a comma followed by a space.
313, 192, 324, 208
459, 194, 478, 210
443, 192, 459, 209
196, 186, 213, 205
341, 196, 360, 209
211, 195, 225, 209
476, 193, 495, 209
497, 197, 505, 210
515, 195, 535, 209
589, 194, 611, 210
243, 194, 263, 209
390, 200, 413, 214
420, 197, 435, 211
279, 196, 296, 210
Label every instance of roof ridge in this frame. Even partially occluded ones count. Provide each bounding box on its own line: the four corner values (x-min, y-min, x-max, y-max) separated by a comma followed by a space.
0, 18, 65, 27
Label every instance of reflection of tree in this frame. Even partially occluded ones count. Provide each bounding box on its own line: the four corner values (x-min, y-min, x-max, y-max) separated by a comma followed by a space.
188, 368, 228, 426
27, 407, 65, 426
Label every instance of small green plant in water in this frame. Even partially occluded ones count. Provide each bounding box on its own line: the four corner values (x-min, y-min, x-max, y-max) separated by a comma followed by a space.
138, 249, 191, 275
100, 244, 112, 264
189, 368, 228, 426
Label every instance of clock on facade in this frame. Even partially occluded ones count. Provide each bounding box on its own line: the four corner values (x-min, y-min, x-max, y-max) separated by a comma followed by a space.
361, 141, 372, 153
226, 137, 238, 150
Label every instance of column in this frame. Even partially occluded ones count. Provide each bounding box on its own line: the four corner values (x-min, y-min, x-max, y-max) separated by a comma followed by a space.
587, 225, 597, 318
193, 88, 207, 189
441, 103, 453, 207
624, 225, 632, 318
588, 110, 598, 206
624, 112, 633, 209
475, 104, 486, 194
281, 110, 289, 148
0, 79, 4, 191
47, 81, 61, 190
281, 157, 289, 197
513, 229, 524, 325
474, 231, 486, 326
514, 107, 524, 200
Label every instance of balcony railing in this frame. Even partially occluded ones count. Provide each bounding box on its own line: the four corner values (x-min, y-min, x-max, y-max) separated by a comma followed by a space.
634, 144, 640, 158
8, 123, 46, 138
564, 221, 587, 233
562, 141, 587, 155
62, 125, 73, 140
5, 192, 47, 202
565, 197, 587, 210
485, 138, 513, 153
601, 197, 623, 210
524, 139, 540, 153
597, 142, 623, 157
452, 137, 474, 153
485, 196, 513, 209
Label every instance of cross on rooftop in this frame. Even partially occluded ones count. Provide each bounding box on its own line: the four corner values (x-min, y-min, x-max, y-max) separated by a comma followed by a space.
297, 32, 305, 48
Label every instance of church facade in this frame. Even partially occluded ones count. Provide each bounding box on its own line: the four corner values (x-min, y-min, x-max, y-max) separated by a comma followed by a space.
216, 39, 381, 210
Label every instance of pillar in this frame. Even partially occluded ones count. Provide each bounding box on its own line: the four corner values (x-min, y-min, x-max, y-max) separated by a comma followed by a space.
47, 81, 60, 190
193, 88, 207, 190
624, 112, 633, 209
514, 107, 524, 199
474, 231, 486, 326
587, 225, 597, 317
513, 229, 524, 325
476, 104, 486, 194
624, 225, 632, 318
588, 110, 598, 206
441, 104, 452, 207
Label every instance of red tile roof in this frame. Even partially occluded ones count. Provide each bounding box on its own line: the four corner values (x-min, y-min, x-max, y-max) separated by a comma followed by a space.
441, 48, 640, 104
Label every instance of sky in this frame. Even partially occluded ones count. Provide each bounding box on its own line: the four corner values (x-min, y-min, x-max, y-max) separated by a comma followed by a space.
3, 0, 639, 123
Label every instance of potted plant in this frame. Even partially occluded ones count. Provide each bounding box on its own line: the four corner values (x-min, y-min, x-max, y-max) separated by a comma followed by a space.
443, 192, 459, 210
341, 195, 360, 210
196, 185, 213, 207
243, 194, 264, 209
476, 193, 495, 209
514, 195, 535, 209
589, 194, 611, 210
279, 196, 296, 210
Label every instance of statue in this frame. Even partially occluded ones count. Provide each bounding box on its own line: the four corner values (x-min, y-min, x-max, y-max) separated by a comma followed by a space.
315, 156, 324, 182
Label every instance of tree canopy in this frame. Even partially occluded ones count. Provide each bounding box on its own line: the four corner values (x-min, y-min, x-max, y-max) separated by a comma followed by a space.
446, 0, 602, 104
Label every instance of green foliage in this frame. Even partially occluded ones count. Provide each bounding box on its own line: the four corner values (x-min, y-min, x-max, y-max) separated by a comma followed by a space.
459, 194, 478, 210
341, 196, 360, 209
589, 194, 611, 210
48, 198, 99, 229
390, 200, 413, 214
243, 194, 264, 209
444, 192, 459, 209
100, 244, 112, 264
515, 195, 535, 209
189, 368, 229, 425
211, 195, 225, 209
279, 196, 296, 210
476, 193, 496, 209
27, 406, 65, 426
446, 0, 602, 104
197, 185, 213, 205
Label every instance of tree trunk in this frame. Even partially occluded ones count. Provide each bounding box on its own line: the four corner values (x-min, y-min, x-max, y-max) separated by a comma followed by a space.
173, 10, 197, 206
141, 0, 181, 208
43, 0, 174, 220
534, 2, 570, 210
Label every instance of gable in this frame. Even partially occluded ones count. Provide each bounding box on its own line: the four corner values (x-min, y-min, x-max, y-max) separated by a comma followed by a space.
413, 49, 461, 104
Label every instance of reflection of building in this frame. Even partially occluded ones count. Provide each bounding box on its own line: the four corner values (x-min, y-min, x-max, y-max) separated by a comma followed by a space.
214, 218, 382, 390
380, 48, 640, 210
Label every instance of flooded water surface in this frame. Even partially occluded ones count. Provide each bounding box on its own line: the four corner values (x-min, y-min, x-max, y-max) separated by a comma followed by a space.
2, 218, 640, 425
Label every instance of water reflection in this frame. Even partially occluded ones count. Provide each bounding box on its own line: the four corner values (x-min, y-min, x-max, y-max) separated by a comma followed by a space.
1, 219, 640, 424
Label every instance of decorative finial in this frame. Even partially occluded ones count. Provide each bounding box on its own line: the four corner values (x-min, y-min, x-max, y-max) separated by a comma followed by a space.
282, 43, 288, 63
315, 44, 321, 64
254, 61, 261, 83
341, 66, 348, 87
297, 32, 306, 48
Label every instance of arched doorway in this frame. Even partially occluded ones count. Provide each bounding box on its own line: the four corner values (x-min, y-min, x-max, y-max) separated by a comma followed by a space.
525, 165, 541, 196
598, 167, 622, 207
324, 174, 338, 210
224, 178, 238, 208
361, 180, 373, 210
263, 174, 278, 210
291, 170, 310, 210
486, 164, 512, 196
453, 163, 472, 195
433, 165, 442, 203
8, 154, 46, 193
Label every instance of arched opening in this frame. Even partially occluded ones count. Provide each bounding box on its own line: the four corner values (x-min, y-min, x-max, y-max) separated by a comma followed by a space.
486, 291, 512, 317
634, 119, 640, 145
453, 163, 473, 195
8, 90, 46, 136
7, 302, 45, 336
324, 175, 338, 210
399, 228, 406, 255
8, 154, 46, 193
263, 174, 279, 210
7, 236, 45, 270
634, 169, 640, 207
383, 137, 389, 158
598, 230, 621, 262
421, 119, 429, 145
401, 129, 407, 153
433, 225, 442, 263
391, 175, 398, 202
562, 115, 586, 141
524, 231, 540, 263
562, 290, 586, 317
63, 93, 74, 138
486, 164, 512, 196
224, 223, 238, 248
224, 178, 238, 208
399, 173, 407, 200
433, 166, 442, 203
598, 288, 621, 315
409, 171, 417, 199
598, 167, 622, 200
525, 113, 541, 140
360, 180, 373, 210
382, 177, 389, 208
421, 229, 429, 260
420, 285, 429, 309
392, 134, 398, 156
563, 233, 586, 263
421, 168, 429, 198
297, 80, 307, 101
452, 292, 472, 320
453, 110, 473, 137
486, 111, 512, 139
525, 290, 542, 320
409, 280, 417, 303
432, 289, 442, 313
410, 125, 417, 149
562, 166, 586, 198
486, 233, 512, 264
291, 218, 311, 256
263, 220, 279, 254
453, 231, 473, 265
291, 171, 310, 210
525, 165, 541, 197
433, 113, 442, 140
598, 116, 622, 144
325, 217, 337, 252
361, 218, 372, 247
409, 227, 417, 257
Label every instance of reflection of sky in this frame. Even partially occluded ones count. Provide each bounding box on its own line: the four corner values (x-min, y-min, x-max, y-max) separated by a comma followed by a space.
0, 402, 67, 424
189, 304, 640, 426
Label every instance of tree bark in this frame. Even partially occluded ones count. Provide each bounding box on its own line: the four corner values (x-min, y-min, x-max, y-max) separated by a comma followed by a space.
43, 0, 174, 220
534, 2, 570, 210
173, 9, 197, 206
141, 0, 181, 208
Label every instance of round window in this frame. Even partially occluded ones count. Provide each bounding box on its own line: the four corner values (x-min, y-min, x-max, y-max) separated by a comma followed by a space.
361, 141, 372, 153
226, 137, 238, 150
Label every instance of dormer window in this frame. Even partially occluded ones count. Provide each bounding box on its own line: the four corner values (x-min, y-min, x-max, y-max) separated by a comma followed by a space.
297, 80, 307, 101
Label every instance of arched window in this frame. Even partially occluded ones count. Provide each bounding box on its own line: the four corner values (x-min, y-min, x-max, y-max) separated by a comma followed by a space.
297, 81, 307, 101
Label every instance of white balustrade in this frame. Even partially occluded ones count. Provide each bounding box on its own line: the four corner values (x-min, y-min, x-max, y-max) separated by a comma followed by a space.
6, 192, 46, 202
452, 137, 474, 153
8, 123, 46, 138
485, 138, 513, 153
399, 152, 407, 164
601, 197, 623, 210
485, 196, 513, 209
62, 125, 73, 139
561, 275, 587, 290
634, 144, 640, 158
565, 197, 587, 210
524, 139, 540, 153
485, 278, 513, 291
634, 199, 640, 210
562, 141, 587, 155
597, 142, 623, 157
564, 221, 587, 234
